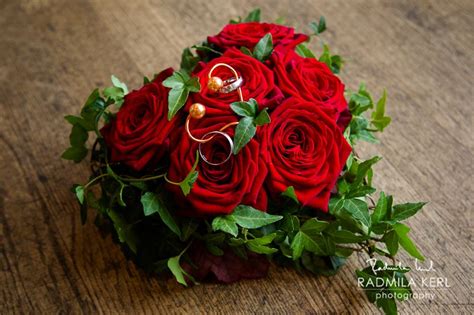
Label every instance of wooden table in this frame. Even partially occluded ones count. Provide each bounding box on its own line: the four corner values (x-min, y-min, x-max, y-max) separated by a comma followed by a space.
1, 0, 472, 313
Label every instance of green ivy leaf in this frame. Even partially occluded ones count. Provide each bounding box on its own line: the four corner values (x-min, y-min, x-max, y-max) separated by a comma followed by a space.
243, 8, 261, 22
343, 198, 371, 228
301, 218, 329, 234
233, 117, 256, 154
247, 234, 278, 255
103, 86, 124, 103
254, 108, 271, 126
180, 47, 199, 74
319, 44, 343, 74
230, 99, 257, 117
140, 192, 181, 238
371, 90, 391, 131
295, 44, 316, 58
167, 256, 195, 287
111, 75, 128, 94
310, 16, 326, 35
69, 124, 88, 147
371, 192, 388, 225
291, 231, 326, 259
178, 151, 199, 196
240, 46, 253, 56
167, 88, 189, 121
393, 223, 424, 261
345, 186, 376, 199
185, 77, 201, 92
282, 186, 299, 204
253, 33, 273, 61
74, 185, 85, 204
391, 202, 426, 222
328, 229, 368, 243
376, 297, 398, 315
162, 71, 200, 120
280, 215, 300, 234
383, 230, 399, 256
351, 156, 382, 188
230, 205, 283, 229
107, 208, 137, 253
61, 146, 88, 163
212, 216, 238, 237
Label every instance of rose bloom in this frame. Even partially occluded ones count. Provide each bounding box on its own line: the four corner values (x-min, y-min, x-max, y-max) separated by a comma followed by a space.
166, 115, 267, 215
101, 68, 180, 171
190, 48, 283, 116
271, 49, 348, 122
260, 97, 352, 211
208, 22, 308, 51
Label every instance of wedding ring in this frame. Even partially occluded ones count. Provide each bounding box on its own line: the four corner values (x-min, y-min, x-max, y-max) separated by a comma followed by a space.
198, 131, 234, 166
219, 77, 243, 93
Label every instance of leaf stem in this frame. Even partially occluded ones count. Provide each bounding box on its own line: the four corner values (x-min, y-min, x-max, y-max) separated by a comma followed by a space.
84, 173, 109, 189
164, 174, 181, 186
119, 173, 166, 182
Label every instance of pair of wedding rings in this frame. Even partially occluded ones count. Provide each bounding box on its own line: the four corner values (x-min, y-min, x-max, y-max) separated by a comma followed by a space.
186, 63, 244, 166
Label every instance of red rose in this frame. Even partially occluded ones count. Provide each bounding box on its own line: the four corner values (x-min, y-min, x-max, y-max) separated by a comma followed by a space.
260, 97, 351, 211
271, 49, 348, 121
208, 22, 308, 51
101, 68, 180, 171
167, 115, 267, 215
190, 48, 283, 116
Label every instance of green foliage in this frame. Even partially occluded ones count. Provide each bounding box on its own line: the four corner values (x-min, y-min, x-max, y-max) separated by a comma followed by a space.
103, 75, 128, 108
310, 16, 326, 35
162, 70, 200, 120
231, 205, 283, 229
167, 247, 197, 287
180, 47, 200, 74
393, 223, 424, 261
347, 84, 392, 145
176, 150, 199, 196
295, 43, 316, 58
253, 33, 273, 61
233, 117, 256, 154
141, 192, 181, 237
243, 8, 261, 22
212, 216, 238, 237
319, 44, 343, 74
231, 98, 271, 154
282, 186, 299, 204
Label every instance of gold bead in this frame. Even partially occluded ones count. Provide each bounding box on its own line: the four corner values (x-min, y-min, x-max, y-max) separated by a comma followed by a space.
207, 76, 224, 92
189, 103, 206, 119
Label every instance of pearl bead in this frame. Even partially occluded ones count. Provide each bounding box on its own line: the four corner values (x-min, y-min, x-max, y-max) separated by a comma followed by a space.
189, 103, 206, 119
207, 76, 224, 92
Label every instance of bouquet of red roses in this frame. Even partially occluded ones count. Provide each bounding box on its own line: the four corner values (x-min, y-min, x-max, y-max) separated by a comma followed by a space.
62, 9, 426, 314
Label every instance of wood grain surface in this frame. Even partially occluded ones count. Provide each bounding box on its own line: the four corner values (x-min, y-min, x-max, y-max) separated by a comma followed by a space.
1, 0, 473, 314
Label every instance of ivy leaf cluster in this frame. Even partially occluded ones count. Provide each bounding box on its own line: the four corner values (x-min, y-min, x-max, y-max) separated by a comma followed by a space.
230, 98, 271, 154
319, 44, 343, 74
162, 70, 200, 120
103, 75, 128, 108
347, 83, 391, 145
309, 16, 326, 35
62, 89, 105, 162
229, 8, 261, 24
